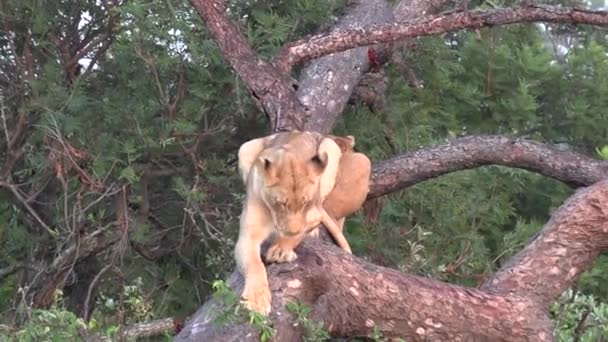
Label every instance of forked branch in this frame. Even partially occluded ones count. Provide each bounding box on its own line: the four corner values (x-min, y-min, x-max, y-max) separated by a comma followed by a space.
188, 0, 305, 131
275, 4, 608, 73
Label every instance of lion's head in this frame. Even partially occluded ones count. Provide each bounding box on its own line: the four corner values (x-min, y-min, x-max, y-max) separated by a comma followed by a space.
255, 146, 328, 237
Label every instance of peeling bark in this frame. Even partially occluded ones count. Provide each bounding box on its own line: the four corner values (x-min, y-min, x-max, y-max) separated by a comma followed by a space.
369, 135, 608, 199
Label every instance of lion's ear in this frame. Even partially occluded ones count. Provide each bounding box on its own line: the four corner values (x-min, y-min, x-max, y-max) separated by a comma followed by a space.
310, 151, 328, 175
328, 134, 355, 153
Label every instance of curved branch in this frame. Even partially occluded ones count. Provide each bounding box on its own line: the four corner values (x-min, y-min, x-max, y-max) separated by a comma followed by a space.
177, 180, 608, 341
275, 5, 608, 73
369, 135, 608, 199
482, 179, 608, 306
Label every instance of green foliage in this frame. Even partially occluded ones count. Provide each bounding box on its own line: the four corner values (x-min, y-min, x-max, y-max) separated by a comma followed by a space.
212, 280, 275, 341
369, 326, 407, 342
286, 301, 330, 342
552, 289, 608, 341
596, 145, 608, 160
0, 290, 120, 341
11, 308, 88, 341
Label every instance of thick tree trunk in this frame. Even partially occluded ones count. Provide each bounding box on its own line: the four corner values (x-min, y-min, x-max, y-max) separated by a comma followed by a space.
176, 180, 608, 341
176, 241, 552, 342
294, 0, 393, 133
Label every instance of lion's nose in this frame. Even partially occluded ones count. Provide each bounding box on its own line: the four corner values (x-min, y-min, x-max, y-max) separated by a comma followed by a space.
281, 221, 303, 237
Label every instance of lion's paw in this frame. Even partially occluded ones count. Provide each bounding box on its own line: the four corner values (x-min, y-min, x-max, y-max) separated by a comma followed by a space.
241, 279, 271, 315
265, 244, 298, 264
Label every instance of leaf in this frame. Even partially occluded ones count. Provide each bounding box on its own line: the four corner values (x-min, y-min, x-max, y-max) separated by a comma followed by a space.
596, 145, 608, 160
119, 166, 139, 183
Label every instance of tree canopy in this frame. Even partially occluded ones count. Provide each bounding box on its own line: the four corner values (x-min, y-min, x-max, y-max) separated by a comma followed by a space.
1, 0, 608, 340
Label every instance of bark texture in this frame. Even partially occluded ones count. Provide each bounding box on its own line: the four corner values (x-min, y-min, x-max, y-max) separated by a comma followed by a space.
369, 135, 608, 199
295, 0, 453, 134
482, 181, 608, 306
176, 180, 608, 341
275, 4, 608, 72
295, 0, 393, 134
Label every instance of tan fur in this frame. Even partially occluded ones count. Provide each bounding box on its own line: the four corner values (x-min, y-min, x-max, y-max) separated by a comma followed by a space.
324, 135, 371, 230
235, 131, 351, 314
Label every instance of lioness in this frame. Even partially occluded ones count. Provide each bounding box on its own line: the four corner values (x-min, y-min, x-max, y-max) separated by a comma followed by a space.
236, 131, 351, 314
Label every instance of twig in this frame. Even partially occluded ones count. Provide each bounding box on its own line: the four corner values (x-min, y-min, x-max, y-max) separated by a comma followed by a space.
573, 308, 591, 342
0, 263, 26, 280
83, 264, 113, 322
0, 88, 9, 145
0, 180, 57, 236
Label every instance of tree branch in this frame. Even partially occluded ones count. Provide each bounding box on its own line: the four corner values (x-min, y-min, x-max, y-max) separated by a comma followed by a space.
27, 224, 120, 308
0, 263, 27, 280
296, 0, 453, 134
481, 180, 608, 306
368, 135, 608, 199
275, 4, 608, 73
176, 179, 608, 341
121, 317, 178, 339
188, 0, 305, 131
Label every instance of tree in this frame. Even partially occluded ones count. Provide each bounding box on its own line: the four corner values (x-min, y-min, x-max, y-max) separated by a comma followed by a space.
1, 0, 608, 340
175, 1, 608, 341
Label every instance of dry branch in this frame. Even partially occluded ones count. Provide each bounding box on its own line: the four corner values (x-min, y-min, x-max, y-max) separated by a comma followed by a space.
0, 263, 26, 280
27, 225, 120, 308
176, 179, 608, 341
275, 4, 608, 73
85, 317, 180, 341
121, 317, 178, 339
369, 135, 608, 199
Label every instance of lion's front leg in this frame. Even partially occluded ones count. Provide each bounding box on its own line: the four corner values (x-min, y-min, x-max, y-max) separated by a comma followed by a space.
235, 209, 272, 315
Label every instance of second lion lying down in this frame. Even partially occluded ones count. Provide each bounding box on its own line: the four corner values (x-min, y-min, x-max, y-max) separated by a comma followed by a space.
236, 131, 371, 314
